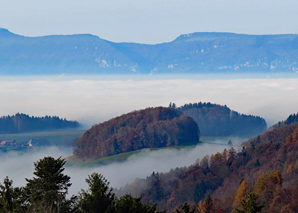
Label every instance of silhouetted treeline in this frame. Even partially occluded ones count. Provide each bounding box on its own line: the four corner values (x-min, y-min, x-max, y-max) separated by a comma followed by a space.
0, 156, 167, 213
74, 107, 200, 160
171, 102, 267, 137
270, 113, 298, 130
117, 121, 298, 212
0, 113, 80, 133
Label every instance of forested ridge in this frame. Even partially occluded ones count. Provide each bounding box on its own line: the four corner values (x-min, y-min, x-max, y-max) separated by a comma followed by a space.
173, 102, 267, 137
269, 112, 298, 130
116, 120, 298, 212
0, 113, 80, 133
74, 107, 200, 160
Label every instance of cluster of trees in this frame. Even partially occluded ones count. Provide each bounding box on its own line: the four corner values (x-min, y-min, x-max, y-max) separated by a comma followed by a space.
170, 102, 267, 137
117, 121, 298, 212
270, 113, 298, 129
74, 107, 200, 160
0, 156, 169, 213
0, 113, 80, 133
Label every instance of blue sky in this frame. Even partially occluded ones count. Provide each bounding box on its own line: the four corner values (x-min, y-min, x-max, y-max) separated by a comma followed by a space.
1, 0, 298, 44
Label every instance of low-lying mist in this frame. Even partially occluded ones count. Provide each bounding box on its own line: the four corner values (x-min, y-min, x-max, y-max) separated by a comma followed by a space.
1, 73, 298, 197
1, 74, 298, 128
0, 142, 231, 197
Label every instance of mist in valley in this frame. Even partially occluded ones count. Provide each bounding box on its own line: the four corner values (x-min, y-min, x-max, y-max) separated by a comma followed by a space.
0, 142, 232, 197
1, 73, 298, 197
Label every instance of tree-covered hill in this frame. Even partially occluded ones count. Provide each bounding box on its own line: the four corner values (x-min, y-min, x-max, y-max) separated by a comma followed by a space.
117, 120, 298, 212
269, 112, 298, 130
0, 113, 80, 133
174, 102, 267, 137
74, 107, 200, 160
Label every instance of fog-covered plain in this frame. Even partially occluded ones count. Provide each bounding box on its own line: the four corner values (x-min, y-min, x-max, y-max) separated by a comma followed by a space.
1, 73, 298, 195
0, 143, 230, 197
1, 74, 298, 128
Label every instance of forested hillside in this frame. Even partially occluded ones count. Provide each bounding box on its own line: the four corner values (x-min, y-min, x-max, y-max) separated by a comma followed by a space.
74, 107, 200, 160
175, 102, 267, 137
269, 113, 298, 130
117, 120, 298, 212
0, 113, 80, 133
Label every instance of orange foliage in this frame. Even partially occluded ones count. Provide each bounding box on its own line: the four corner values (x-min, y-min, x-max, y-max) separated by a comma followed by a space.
233, 179, 250, 209
74, 107, 200, 159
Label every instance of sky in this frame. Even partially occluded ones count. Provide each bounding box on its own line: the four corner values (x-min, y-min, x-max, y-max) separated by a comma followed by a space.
1, 0, 298, 44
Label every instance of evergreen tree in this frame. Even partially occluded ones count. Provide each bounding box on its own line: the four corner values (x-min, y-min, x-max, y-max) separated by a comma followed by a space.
116, 194, 165, 213
194, 180, 207, 203
175, 203, 195, 213
205, 194, 212, 205
24, 156, 74, 213
254, 159, 260, 168
235, 191, 264, 213
0, 177, 14, 212
77, 173, 115, 213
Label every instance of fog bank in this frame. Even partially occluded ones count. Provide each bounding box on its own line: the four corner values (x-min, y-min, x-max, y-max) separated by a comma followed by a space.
0, 143, 230, 197
0, 74, 297, 128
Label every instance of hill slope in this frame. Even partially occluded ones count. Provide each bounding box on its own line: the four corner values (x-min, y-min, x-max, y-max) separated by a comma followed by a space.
74, 107, 200, 160
269, 112, 298, 130
2, 28, 298, 74
177, 102, 267, 137
117, 121, 298, 212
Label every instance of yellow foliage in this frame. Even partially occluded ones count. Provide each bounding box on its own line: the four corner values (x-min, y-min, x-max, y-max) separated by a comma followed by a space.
214, 152, 222, 161
254, 171, 283, 194
197, 201, 206, 213
270, 171, 283, 185
292, 128, 298, 142
233, 179, 250, 209
287, 165, 293, 174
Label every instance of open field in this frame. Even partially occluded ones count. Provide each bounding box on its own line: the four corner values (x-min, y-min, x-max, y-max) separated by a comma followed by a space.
0, 130, 85, 147
67, 136, 243, 167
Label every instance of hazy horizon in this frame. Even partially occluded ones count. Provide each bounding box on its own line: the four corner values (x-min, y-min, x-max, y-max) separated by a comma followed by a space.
1, 73, 297, 129
1, 0, 298, 44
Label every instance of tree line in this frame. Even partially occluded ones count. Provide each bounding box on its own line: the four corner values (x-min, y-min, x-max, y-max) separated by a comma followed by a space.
0, 113, 80, 133
0, 156, 169, 213
170, 102, 267, 137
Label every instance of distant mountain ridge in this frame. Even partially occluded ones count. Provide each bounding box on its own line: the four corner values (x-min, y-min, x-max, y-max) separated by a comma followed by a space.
1, 28, 298, 74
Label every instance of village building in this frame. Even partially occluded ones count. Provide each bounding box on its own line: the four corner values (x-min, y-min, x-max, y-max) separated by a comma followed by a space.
0, 140, 16, 147
28, 138, 50, 147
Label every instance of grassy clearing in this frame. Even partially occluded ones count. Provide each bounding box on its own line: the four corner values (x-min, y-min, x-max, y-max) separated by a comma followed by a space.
0, 130, 85, 146
67, 136, 243, 168
66, 144, 198, 168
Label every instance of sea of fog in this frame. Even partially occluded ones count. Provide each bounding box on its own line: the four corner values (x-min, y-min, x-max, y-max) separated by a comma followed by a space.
1, 73, 298, 128
1, 73, 298, 195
